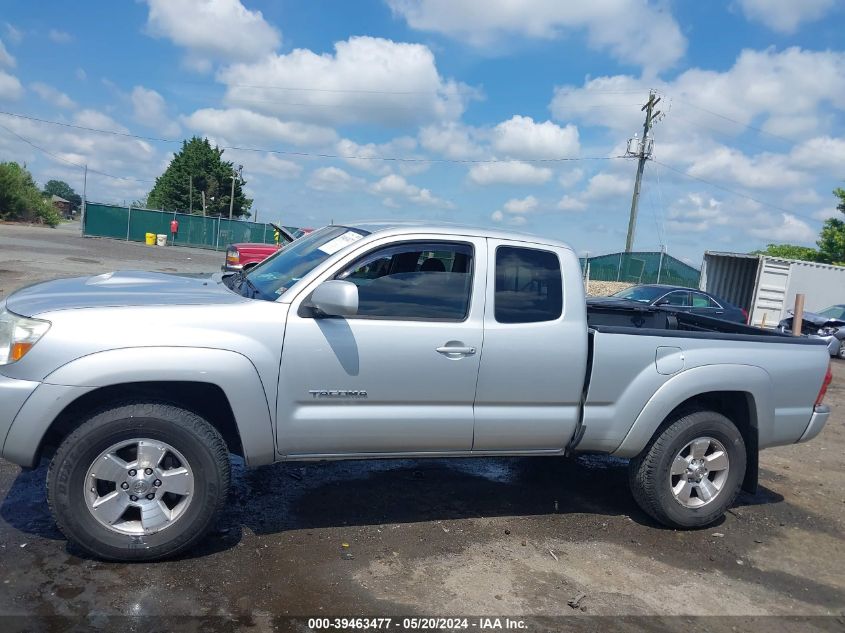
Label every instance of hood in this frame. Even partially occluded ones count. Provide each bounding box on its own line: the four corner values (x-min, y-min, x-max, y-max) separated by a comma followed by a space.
6, 271, 247, 317
779, 310, 845, 329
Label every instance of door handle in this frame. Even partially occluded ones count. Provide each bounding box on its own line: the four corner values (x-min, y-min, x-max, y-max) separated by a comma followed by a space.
436, 345, 476, 356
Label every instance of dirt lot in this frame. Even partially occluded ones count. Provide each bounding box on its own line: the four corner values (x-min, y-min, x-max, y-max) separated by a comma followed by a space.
0, 223, 843, 629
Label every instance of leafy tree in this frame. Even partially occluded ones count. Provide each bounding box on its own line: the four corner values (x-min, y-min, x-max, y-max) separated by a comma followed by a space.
42, 179, 82, 211
750, 244, 821, 262
147, 137, 252, 218
816, 188, 845, 265
817, 218, 845, 266
0, 162, 62, 227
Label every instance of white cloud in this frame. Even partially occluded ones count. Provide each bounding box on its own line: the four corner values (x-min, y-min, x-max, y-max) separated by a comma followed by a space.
183, 108, 338, 147
143, 0, 280, 69
370, 174, 453, 208
551, 48, 845, 141
558, 168, 584, 188
307, 167, 365, 192
557, 195, 586, 212
737, 0, 836, 33
490, 209, 528, 226
218, 36, 475, 126
687, 146, 808, 189
502, 195, 539, 215
48, 29, 72, 44
666, 193, 727, 233
418, 122, 484, 160
387, 0, 686, 74
0, 70, 24, 101
235, 152, 302, 180
0, 38, 15, 67
583, 172, 630, 200
130, 86, 180, 137
468, 160, 552, 185
492, 115, 579, 159
75, 68, 87, 81
336, 136, 420, 175
790, 136, 845, 171
4, 23, 23, 45
30, 82, 76, 109
0, 109, 159, 203
748, 213, 816, 242
812, 207, 839, 221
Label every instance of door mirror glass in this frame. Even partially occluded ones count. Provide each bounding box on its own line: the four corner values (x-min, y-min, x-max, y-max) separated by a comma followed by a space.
309, 280, 358, 317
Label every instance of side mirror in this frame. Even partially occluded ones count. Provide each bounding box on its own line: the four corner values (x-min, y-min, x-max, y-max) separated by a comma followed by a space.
654, 299, 669, 306
308, 280, 358, 317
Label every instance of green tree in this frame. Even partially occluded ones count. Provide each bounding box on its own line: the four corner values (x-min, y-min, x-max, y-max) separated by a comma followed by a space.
42, 179, 82, 211
0, 162, 62, 227
750, 243, 821, 262
816, 188, 845, 265
147, 137, 252, 218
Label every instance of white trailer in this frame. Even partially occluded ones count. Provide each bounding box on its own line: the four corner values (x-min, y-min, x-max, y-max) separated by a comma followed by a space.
700, 251, 845, 328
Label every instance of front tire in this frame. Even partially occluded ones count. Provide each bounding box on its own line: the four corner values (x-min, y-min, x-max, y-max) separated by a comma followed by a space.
629, 410, 746, 529
47, 402, 230, 561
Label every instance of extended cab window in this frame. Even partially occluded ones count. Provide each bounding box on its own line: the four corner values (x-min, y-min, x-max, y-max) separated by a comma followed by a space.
337, 242, 473, 321
495, 246, 562, 323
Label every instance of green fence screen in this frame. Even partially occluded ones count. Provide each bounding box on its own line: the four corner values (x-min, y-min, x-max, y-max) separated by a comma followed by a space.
82, 202, 279, 250
579, 251, 700, 288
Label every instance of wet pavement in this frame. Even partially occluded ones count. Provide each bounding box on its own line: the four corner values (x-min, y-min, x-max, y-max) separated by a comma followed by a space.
0, 223, 843, 627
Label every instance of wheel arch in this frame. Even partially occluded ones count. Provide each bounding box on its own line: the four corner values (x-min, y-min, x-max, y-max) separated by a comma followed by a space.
613, 364, 772, 493
3, 347, 277, 468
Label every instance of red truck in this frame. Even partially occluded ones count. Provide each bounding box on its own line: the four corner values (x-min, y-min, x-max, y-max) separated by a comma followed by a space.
222, 224, 311, 272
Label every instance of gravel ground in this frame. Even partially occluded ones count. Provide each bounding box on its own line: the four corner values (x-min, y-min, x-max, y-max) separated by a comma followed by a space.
585, 280, 634, 297
0, 223, 843, 630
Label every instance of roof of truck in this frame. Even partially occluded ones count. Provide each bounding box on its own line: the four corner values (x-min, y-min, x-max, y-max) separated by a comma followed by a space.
343, 220, 575, 251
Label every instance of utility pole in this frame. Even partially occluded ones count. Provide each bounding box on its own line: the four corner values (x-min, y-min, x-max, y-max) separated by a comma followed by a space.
625, 91, 660, 252
201, 190, 207, 216
229, 164, 242, 220
80, 164, 88, 236
189, 176, 193, 214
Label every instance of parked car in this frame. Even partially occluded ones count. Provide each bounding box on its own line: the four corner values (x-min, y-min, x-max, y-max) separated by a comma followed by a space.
0, 222, 832, 561
222, 224, 312, 272
588, 284, 748, 323
778, 305, 845, 358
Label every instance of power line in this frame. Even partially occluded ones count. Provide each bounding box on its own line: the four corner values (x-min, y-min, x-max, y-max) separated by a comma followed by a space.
0, 110, 627, 164
0, 121, 154, 182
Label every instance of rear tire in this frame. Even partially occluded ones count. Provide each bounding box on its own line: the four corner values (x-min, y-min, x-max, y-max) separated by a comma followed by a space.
47, 402, 230, 561
629, 409, 745, 529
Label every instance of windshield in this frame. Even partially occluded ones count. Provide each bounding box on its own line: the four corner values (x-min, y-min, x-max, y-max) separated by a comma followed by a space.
611, 286, 666, 303
243, 225, 368, 300
818, 305, 845, 320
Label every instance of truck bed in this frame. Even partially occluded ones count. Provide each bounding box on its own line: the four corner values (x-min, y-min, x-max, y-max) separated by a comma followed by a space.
576, 300, 830, 457
586, 300, 824, 345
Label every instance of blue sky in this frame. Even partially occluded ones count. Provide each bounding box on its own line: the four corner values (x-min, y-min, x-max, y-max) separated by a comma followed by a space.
1, 0, 844, 266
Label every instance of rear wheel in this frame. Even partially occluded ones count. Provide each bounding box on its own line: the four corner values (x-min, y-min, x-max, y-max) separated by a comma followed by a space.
629, 410, 746, 528
47, 402, 230, 561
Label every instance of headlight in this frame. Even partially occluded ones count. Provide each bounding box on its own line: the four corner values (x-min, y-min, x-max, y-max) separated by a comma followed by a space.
0, 308, 51, 365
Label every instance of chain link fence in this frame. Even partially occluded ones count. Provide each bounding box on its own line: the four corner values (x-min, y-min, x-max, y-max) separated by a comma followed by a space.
579, 251, 700, 288
82, 202, 279, 250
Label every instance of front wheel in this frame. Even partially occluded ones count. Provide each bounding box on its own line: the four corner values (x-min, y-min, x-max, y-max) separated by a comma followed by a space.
629, 410, 746, 529
47, 402, 231, 561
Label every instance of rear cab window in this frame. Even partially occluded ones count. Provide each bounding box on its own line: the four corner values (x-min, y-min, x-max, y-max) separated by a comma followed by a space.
494, 246, 563, 323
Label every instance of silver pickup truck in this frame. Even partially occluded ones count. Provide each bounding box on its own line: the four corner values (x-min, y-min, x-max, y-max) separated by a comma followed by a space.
0, 222, 833, 561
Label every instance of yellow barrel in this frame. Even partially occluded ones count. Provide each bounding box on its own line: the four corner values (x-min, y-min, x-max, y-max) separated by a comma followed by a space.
145, 232, 156, 245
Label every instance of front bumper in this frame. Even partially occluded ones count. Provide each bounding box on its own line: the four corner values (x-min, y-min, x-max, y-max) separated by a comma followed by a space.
798, 404, 831, 443
0, 373, 41, 460
222, 263, 243, 272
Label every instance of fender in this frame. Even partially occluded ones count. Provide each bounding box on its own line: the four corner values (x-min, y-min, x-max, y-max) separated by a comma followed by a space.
3, 347, 276, 467
612, 364, 773, 458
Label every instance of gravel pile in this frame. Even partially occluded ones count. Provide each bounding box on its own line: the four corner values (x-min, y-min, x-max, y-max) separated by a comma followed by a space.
585, 280, 634, 297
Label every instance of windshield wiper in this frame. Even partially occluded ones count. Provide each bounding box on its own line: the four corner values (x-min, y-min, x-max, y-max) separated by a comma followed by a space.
240, 274, 265, 300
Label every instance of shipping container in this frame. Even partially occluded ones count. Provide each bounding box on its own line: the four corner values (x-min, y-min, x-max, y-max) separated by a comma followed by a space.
700, 252, 845, 327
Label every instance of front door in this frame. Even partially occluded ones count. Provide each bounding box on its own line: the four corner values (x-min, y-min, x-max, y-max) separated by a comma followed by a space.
276, 235, 487, 456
